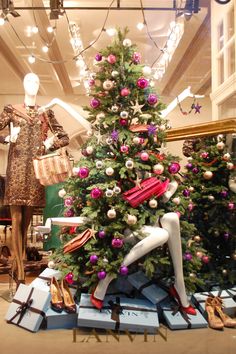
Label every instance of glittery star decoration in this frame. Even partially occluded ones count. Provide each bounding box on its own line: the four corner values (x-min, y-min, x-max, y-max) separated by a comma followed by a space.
194, 103, 202, 114
130, 100, 145, 115
158, 143, 169, 155
111, 129, 119, 141
134, 174, 142, 189
147, 124, 157, 136
94, 130, 103, 144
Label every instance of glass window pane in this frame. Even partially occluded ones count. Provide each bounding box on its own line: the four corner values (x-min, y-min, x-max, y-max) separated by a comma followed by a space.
218, 54, 224, 85
218, 21, 224, 51
228, 8, 234, 40
228, 42, 235, 76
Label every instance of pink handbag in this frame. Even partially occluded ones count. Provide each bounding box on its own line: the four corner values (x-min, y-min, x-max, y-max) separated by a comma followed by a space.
123, 177, 169, 208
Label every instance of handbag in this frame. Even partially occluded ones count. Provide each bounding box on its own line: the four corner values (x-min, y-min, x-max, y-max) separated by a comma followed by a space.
33, 147, 72, 186
63, 229, 93, 254
123, 177, 169, 208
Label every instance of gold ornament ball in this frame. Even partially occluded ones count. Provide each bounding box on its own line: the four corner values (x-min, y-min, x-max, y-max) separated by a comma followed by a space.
196, 251, 203, 258
149, 199, 158, 208
107, 209, 116, 219
189, 186, 195, 192
153, 163, 164, 175
222, 269, 228, 275
103, 80, 114, 90
106, 167, 114, 176
194, 235, 201, 242
227, 162, 234, 170
203, 171, 213, 180
86, 146, 94, 155
189, 273, 196, 278
126, 214, 138, 225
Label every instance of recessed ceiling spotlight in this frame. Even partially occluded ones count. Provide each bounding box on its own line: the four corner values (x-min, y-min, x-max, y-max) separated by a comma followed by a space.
137, 22, 144, 31
47, 26, 54, 33
31, 26, 39, 34
28, 55, 36, 64
42, 45, 49, 53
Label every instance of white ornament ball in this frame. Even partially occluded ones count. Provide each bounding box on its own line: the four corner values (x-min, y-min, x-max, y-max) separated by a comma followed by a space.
103, 80, 114, 91
125, 160, 134, 169
223, 153, 231, 161
107, 209, 116, 219
208, 195, 215, 201
106, 137, 113, 145
133, 137, 141, 145
159, 124, 166, 131
217, 141, 225, 150
227, 162, 234, 170
149, 199, 158, 208
72, 167, 80, 176
142, 66, 152, 77
87, 130, 93, 137
189, 186, 195, 192
126, 214, 137, 225
48, 260, 55, 269
111, 105, 119, 112
86, 146, 94, 155
153, 163, 164, 175
123, 38, 132, 47
173, 197, 181, 205
203, 171, 213, 180
113, 186, 121, 194
96, 112, 105, 120
105, 189, 114, 197
120, 111, 129, 119
187, 157, 193, 162
96, 160, 103, 169
58, 188, 67, 198
111, 70, 119, 78
106, 167, 114, 176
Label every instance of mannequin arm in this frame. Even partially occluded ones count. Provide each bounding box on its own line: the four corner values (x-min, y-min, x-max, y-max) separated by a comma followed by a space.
160, 86, 205, 118
38, 98, 91, 130
35, 216, 89, 234
162, 180, 178, 203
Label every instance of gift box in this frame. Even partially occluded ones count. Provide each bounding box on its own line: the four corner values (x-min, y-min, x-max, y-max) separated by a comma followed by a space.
128, 271, 168, 304
162, 307, 208, 330
5, 283, 51, 332
191, 289, 236, 318
44, 305, 79, 330
30, 267, 62, 292
77, 294, 159, 333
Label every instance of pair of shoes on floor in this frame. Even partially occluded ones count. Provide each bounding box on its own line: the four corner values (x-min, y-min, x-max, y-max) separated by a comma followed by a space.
50, 277, 76, 314
205, 296, 236, 330
169, 285, 197, 316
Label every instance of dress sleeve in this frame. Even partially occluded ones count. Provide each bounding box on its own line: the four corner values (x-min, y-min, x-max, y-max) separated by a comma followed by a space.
0, 105, 12, 131
47, 109, 70, 150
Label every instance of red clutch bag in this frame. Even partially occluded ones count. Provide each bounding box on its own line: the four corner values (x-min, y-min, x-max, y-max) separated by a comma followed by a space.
123, 177, 169, 208
63, 229, 93, 254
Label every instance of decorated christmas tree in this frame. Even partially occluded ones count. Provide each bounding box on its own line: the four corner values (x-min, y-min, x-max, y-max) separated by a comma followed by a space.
171, 136, 236, 288
51, 29, 204, 293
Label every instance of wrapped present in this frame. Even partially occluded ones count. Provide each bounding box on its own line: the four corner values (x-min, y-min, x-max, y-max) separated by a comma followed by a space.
77, 294, 159, 333
30, 267, 61, 292
128, 271, 168, 304
44, 305, 79, 330
5, 284, 51, 332
162, 306, 208, 330
191, 289, 236, 318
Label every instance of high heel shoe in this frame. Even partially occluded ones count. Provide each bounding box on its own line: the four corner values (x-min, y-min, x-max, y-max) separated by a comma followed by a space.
61, 279, 77, 314
205, 297, 224, 330
169, 285, 197, 316
90, 289, 103, 310
50, 277, 64, 313
213, 297, 236, 328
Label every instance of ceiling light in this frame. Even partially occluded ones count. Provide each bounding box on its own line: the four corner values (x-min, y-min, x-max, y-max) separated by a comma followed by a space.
31, 26, 38, 34
47, 26, 54, 33
28, 55, 35, 64
42, 45, 49, 53
137, 22, 144, 31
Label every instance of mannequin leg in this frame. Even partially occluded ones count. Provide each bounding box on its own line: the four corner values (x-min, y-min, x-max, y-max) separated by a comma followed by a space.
35, 216, 87, 233
21, 206, 34, 259
160, 212, 189, 308
94, 227, 169, 300
10, 206, 25, 281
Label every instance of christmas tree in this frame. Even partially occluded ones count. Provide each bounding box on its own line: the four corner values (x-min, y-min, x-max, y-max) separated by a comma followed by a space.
51, 29, 203, 293
173, 136, 236, 288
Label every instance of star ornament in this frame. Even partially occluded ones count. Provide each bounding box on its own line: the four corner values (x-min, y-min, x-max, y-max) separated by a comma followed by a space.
194, 103, 202, 114
130, 100, 145, 115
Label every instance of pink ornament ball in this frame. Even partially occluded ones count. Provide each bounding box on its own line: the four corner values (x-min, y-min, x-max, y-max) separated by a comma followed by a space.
228, 202, 235, 210
137, 77, 149, 89
175, 211, 181, 218
120, 88, 130, 96
79, 167, 89, 179
119, 118, 128, 126
65, 272, 74, 285
168, 162, 180, 174
90, 98, 101, 109
64, 208, 74, 217
147, 94, 158, 105
201, 255, 210, 264
111, 238, 124, 248
88, 79, 95, 87
97, 271, 106, 280
119, 265, 129, 275
120, 145, 129, 153
90, 187, 103, 199
107, 54, 117, 64
201, 152, 209, 159
132, 52, 141, 64
140, 151, 149, 161
64, 197, 74, 207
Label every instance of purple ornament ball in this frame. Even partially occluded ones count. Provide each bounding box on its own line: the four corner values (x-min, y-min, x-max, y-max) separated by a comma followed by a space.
168, 162, 180, 174
184, 252, 193, 261
91, 187, 103, 199
64, 208, 74, 217
192, 167, 199, 174
183, 189, 191, 197
223, 232, 230, 240
79, 167, 89, 179
90, 98, 101, 109
95, 53, 103, 61
111, 238, 124, 248
97, 271, 106, 280
186, 163, 193, 170
137, 77, 149, 89
90, 255, 98, 264
98, 230, 106, 239
147, 94, 158, 105
65, 272, 74, 285
119, 265, 129, 275
220, 190, 228, 198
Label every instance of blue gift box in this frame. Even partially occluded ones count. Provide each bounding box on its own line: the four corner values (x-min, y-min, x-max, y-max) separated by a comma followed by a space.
128, 271, 168, 304
5, 284, 51, 332
44, 305, 79, 330
30, 267, 62, 293
191, 289, 236, 318
77, 294, 159, 333
163, 307, 208, 330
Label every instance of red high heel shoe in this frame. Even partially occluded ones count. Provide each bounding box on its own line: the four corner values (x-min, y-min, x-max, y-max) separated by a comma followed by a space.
90, 290, 103, 310
169, 286, 197, 316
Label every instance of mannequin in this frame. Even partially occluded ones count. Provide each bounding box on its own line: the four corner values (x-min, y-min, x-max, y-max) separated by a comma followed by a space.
0, 73, 70, 285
